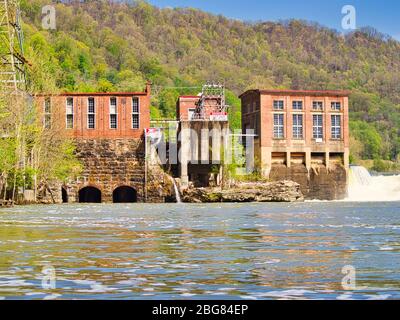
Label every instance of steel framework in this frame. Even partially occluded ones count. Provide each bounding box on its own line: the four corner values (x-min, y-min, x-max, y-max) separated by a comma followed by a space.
0, 0, 27, 94
194, 81, 229, 120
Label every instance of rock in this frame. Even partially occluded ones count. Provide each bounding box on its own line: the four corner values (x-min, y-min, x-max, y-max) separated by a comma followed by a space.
182, 180, 304, 203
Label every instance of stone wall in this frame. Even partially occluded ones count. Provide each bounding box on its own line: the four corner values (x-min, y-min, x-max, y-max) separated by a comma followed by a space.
269, 164, 347, 200
63, 138, 169, 203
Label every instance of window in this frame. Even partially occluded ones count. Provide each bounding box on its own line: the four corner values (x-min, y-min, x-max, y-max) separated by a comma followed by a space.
292, 101, 303, 110
273, 114, 284, 138
331, 115, 341, 139
66, 97, 74, 129
312, 101, 324, 111
273, 100, 284, 110
44, 97, 51, 129
293, 114, 303, 139
313, 114, 323, 139
188, 108, 196, 120
132, 97, 140, 129
87, 97, 95, 129
110, 97, 117, 129
331, 102, 341, 111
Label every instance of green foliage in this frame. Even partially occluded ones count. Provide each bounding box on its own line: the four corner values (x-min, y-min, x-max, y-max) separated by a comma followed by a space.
350, 121, 383, 159
158, 89, 179, 118
53, 141, 83, 182
20, 0, 400, 160
372, 159, 390, 172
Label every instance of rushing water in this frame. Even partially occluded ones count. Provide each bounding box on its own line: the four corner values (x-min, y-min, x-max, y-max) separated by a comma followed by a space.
0, 202, 399, 300
348, 166, 400, 202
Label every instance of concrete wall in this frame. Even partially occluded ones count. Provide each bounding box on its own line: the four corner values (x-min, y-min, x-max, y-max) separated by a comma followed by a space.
179, 120, 229, 188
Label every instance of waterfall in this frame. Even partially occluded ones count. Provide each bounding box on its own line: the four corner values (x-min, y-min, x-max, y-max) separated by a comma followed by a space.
171, 177, 182, 203
347, 165, 400, 201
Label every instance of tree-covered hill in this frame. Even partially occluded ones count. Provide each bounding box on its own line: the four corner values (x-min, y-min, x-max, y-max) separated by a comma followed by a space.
20, 0, 400, 166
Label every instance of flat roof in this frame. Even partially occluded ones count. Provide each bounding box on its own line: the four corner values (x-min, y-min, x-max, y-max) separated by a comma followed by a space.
239, 89, 351, 98
179, 95, 200, 99
36, 91, 148, 97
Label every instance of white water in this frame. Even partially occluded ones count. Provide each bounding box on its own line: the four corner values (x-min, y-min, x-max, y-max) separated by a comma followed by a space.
347, 166, 400, 201
171, 178, 182, 203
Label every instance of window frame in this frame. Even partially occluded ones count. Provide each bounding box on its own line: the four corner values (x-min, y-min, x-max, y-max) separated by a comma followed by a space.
292, 100, 303, 110
132, 97, 140, 129
66, 97, 74, 129
273, 113, 285, 139
331, 114, 342, 139
87, 97, 95, 130
292, 114, 303, 139
44, 97, 51, 129
312, 101, 324, 111
273, 100, 284, 110
109, 97, 118, 129
331, 102, 341, 111
312, 114, 323, 139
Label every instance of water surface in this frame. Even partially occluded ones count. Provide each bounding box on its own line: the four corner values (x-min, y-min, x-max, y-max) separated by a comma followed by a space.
0, 202, 399, 300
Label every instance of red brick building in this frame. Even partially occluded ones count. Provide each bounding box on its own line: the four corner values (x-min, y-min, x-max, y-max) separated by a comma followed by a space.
34, 83, 168, 203
239, 89, 350, 199
36, 82, 151, 138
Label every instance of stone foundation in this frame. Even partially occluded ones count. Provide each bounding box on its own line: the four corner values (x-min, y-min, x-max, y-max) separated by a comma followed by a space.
269, 164, 347, 200
61, 138, 170, 203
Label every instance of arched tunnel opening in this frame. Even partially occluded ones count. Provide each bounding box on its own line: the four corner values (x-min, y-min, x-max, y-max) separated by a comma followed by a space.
62, 187, 68, 203
79, 186, 102, 203
113, 186, 137, 203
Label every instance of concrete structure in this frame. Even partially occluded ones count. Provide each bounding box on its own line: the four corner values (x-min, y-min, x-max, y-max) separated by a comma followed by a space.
176, 84, 230, 188
35, 83, 168, 203
239, 89, 350, 200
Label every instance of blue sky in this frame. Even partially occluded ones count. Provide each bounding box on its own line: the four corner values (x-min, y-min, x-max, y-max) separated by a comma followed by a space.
147, 0, 400, 40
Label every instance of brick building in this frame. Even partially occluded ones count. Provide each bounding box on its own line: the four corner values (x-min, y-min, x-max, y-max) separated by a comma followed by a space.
35, 83, 167, 203
239, 89, 350, 200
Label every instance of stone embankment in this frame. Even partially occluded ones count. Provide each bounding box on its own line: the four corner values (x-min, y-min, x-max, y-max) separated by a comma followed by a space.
181, 180, 304, 203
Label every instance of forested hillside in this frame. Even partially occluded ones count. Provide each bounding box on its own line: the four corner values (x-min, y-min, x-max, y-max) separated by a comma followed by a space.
20, 0, 400, 166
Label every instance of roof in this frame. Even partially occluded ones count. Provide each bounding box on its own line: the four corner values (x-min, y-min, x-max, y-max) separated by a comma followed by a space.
239, 89, 351, 98
37, 91, 148, 97
179, 95, 200, 99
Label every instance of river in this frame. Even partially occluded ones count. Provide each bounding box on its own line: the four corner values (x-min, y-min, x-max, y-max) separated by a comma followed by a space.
0, 202, 399, 300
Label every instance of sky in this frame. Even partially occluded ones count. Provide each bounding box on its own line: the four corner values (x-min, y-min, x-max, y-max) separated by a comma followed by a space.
146, 0, 400, 40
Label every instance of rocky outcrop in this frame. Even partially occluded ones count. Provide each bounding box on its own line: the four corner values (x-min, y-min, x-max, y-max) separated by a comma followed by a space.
182, 180, 304, 203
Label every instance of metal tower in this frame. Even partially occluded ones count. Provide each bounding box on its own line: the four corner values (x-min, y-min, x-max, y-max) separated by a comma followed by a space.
194, 81, 229, 120
0, 0, 27, 94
